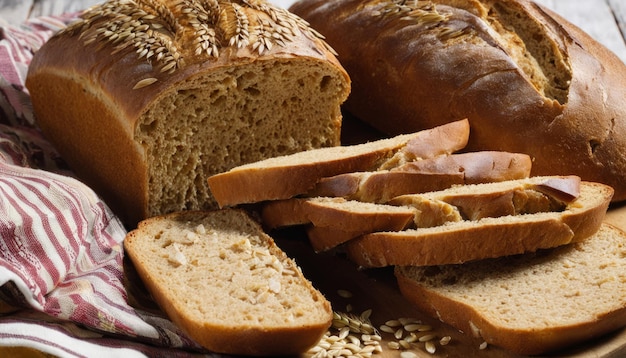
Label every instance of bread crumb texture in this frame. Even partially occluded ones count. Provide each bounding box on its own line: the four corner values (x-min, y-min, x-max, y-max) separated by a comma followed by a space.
399, 224, 626, 330
126, 210, 330, 327
139, 59, 346, 215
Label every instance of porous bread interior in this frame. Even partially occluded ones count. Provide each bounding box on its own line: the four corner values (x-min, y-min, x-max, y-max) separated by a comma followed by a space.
398, 224, 626, 329
129, 210, 329, 327
136, 59, 346, 217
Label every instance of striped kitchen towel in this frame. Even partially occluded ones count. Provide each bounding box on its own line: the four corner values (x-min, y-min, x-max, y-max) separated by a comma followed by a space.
0, 12, 217, 358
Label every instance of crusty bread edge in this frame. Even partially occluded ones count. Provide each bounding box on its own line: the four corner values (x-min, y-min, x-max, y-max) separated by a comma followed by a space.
393, 223, 626, 355
345, 181, 614, 267
124, 209, 332, 355
208, 119, 470, 208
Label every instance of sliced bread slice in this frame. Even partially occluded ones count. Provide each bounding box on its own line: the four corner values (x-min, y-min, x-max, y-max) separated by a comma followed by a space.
389, 175, 581, 221
393, 151, 533, 184
394, 223, 626, 355
262, 197, 416, 232
124, 209, 332, 356
208, 119, 469, 207
345, 178, 613, 267
306, 151, 532, 203
262, 196, 457, 252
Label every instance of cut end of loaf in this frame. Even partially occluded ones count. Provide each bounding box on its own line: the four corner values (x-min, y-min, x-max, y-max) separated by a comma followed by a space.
138, 58, 349, 217
26, 0, 351, 226
124, 209, 332, 355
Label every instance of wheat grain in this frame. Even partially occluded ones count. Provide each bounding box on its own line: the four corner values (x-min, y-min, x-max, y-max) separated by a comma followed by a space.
59, 0, 335, 81
133, 77, 158, 89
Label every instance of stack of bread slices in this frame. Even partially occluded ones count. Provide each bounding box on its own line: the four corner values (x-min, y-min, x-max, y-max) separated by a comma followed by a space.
207, 118, 626, 355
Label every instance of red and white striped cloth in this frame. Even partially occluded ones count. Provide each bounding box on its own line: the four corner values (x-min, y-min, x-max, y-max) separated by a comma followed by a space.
0, 14, 216, 358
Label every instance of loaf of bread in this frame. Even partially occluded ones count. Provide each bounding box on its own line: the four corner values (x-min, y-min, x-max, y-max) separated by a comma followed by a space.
345, 177, 613, 267
124, 209, 332, 355
209, 119, 470, 207
290, 0, 626, 201
394, 223, 626, 355
26, 0, 350, 226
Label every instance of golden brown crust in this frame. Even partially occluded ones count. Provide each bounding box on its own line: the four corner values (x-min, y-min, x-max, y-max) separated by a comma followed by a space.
27, 0, 350, 225
395, 151, 533, 184
209, 120, 470, 207
262, 197, 415, 232
209, 131, 430, 208
125, 209, 332, 355
345, 181, 613, 267
308, 151, 532, 203
34, 0, 342, 119
394, 223, 626, 355
307, 171, 466, 203
290, 0, 626, 201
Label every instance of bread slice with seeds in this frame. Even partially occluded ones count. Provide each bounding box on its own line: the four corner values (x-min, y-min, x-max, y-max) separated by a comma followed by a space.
26, 0, 351, 226
345, 177, 613, 267
394, 223, 626, 355
209, 119, 470, 207
124, 209, 332, 355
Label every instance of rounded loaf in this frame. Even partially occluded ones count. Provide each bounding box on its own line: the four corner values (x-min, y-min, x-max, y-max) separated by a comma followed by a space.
290, 0, 626, 201
26, 0, 350, 226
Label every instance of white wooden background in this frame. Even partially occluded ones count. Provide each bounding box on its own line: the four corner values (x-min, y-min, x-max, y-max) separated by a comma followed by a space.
0, 0, 624, 64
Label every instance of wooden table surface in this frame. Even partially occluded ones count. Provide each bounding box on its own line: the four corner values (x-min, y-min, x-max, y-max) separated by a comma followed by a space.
1, 0, 626, 357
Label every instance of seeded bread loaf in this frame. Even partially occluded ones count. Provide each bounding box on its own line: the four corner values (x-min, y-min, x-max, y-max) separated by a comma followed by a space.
290, 0, 626, 201
394, 223, 626, 355
124, 209, 332, 355
306, 151, 532, 202
208, 119, 470, 207
26, 0, 350, 226
345, 177, 613, 267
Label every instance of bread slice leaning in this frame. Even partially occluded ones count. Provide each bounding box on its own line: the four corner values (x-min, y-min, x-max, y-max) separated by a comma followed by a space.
208, 119, 470, 207
394, 223, 626, 355
345, 178, 614, 267
261, 197, 417, 252
124, 209, 332, 356
305, 151, 532, 203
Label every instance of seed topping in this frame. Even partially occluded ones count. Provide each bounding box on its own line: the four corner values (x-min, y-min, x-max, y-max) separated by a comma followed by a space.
58, 0, 335, 83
